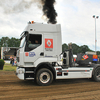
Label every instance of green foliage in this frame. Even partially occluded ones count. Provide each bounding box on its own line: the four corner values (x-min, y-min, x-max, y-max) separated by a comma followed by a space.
0, 37, 20, 47
0, 37, 9, 47
62, 43, 94, 54
72, 43, 80, 54
8, 37, 20, 47
62, 43, 68, 52
0, 59, 5, 66
0, 64, 16, 71
97, 51, 100, 55
3, 64, 16, 71
79, 45, 92, 53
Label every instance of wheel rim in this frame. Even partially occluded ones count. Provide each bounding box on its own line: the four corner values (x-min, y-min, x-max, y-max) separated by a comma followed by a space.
40, 72, 50, 84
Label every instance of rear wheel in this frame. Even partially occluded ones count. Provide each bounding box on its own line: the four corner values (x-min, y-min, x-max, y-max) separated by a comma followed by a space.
93, 67, 100, 82
36, 68, 53, 86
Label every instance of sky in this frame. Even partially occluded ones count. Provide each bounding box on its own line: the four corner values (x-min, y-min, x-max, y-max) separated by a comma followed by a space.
0, 0, 100, 51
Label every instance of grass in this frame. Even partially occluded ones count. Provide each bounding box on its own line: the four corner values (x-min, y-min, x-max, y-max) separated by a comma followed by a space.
0, 64, 17, 71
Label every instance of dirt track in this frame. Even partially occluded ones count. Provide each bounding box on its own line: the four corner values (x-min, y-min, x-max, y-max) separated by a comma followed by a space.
0, 71, 100, 100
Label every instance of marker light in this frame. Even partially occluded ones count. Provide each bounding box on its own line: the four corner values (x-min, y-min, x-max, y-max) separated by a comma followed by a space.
31, 21, 34, 24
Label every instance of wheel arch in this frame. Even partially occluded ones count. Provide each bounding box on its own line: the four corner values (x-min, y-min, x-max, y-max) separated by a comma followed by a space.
34, 62, 56, 80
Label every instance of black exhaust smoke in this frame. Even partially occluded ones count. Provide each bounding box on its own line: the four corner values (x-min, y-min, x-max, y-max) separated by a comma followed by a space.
41, 0, 57, 24
1, 0, 57, 24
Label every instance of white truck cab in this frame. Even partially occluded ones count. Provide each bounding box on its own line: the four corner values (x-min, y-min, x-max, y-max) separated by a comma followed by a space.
16, 21, 100, 86
17, 22, 62, 67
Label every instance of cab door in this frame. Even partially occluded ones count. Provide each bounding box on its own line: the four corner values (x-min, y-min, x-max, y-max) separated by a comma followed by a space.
24, 34, 44, 64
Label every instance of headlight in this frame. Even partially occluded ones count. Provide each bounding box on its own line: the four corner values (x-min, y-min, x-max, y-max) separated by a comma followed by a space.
18, 68, 25, 74
19, 70, 23, 74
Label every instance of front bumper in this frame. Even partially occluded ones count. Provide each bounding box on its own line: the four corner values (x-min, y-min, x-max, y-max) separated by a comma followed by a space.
16, 67, 34, 80
16, 67, 25, 80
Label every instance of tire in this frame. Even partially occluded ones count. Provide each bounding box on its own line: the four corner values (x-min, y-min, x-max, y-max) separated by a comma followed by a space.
36, 68, 53, 86
93, 67, 100, 82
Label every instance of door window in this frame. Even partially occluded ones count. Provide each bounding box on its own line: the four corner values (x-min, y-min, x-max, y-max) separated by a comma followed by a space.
25, 34, 42, 51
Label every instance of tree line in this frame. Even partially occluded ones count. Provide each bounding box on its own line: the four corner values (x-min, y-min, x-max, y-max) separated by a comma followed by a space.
62, 43, 100, 55
0, 37, 20, 47
0, 37, 100, 55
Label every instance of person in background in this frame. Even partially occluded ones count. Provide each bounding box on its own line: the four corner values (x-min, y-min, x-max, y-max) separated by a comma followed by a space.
10, 56, 12, 64
14, 57, 17, 66
11, 57, 14, 66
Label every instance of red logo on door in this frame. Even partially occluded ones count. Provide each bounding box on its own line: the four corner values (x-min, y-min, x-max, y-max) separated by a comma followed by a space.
25, 52, 29, 56
45, 39, 53, 48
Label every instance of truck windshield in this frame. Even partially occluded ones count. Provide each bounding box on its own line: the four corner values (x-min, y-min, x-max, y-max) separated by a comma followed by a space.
20, 37, 25, 48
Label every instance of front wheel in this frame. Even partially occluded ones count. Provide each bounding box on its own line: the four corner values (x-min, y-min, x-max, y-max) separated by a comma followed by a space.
36, 68, 53, 86
93, 67, 100, 82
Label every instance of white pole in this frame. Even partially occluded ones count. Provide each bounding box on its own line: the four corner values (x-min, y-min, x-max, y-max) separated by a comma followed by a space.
95, 17, 96, 53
